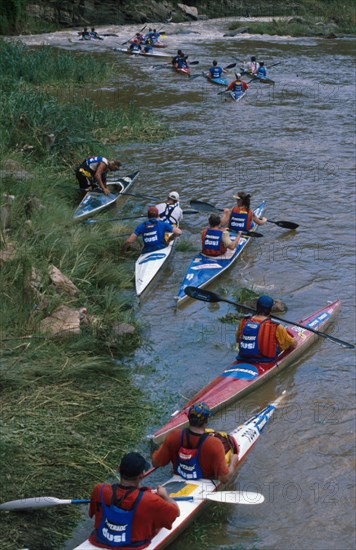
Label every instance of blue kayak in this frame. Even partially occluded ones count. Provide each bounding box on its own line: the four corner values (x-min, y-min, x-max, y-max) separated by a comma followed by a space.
204, 73, 229, 87
176, 202, 266, 306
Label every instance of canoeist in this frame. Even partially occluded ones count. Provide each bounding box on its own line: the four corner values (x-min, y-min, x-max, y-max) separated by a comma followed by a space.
201, 213, 240, 256
246, 56, 259, 74
175, 52, 189, 71
125, 206, 182, 253
226, 73, 249, 95
236, 295, 296, 362
86, 452, 179, 548
78, 27, 91, 40
207, 60, 227, 80
152, 402, 239, 483
89, 28, 103, 40
143, 38, 153, 53
129, 39, 141, 52
172, 49, 185, 66
256, 61, 267, 78
156, 191, 183, 225
220, 192, 267, 233
75, 157, 121, 195
151, 28, 160, 43
135, 32, 144, 43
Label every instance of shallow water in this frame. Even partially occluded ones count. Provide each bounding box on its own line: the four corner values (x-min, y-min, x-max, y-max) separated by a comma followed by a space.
17, 19, 355, 550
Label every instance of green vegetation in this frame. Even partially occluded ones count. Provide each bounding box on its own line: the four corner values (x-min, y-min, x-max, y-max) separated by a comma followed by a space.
0, 0, 27, 34
0, 40, 169, 550
228, 0, 356, 36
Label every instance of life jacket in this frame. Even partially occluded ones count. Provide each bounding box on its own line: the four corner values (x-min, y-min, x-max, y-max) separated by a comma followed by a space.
142, 219, 167, 252
77, 156, 108, 179
177, 58, 188, 69
130, 43, 141, 51
175, 429, 210, 480
159, 203, 179, 224
201, 227, 227, 256
95, 484, 150, 548
232, 81, 243, 93
210, 66, 222, 78
238, 317, 279, 362
229, 206, 253, 232
257, 67, 267, 77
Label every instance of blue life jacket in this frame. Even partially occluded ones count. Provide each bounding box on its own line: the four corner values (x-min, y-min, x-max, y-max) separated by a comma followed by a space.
95, 485, 149, 548
229, 207, 251, 232
210, 66, 222, 78
257, 66, 267, 77
201, 227, 226, 256
177, 58, 188, 69
232, 81, 243, 93
176, 430, 210, 480
238, 319, 279, 362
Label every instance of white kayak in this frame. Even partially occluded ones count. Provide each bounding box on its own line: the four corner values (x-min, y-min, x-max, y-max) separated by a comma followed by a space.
135, 239, 175, 297
113, 47, 172, 59
74, 394, 284, 549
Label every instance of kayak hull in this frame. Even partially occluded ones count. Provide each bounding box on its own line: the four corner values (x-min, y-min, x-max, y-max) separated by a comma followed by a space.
175, 67, 190, 76
114, 47, 172, 58
135, 240, 175, 297
204, 74, 229, 87
230, 90, 246, 102
73, 171, 139, 222
176, 202, 266, 306
74, 397, 282, 550
152, 300, 341, 444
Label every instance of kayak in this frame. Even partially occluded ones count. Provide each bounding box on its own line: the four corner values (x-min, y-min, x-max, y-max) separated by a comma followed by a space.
152, 41, 167, 48
114, 47, 172, 58
176, 202, 265, 306
152, 299, 341, 444
229, 90, 246, 102
135, 239, 176, 297
73, 171, 139, 222
74, 395, 283, 550
250, 74, 275, 85
203, 73, 229, 87
174, 66, 190, 76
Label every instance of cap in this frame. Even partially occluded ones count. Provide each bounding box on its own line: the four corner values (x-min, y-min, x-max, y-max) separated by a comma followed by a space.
257, 295, 274, 310
236, 73, 242, 79
188, 402, 211, 421
168, 191, 179, 201
233, 193, 242, 200
147, 206, 158, 217
119, 452, 150, 478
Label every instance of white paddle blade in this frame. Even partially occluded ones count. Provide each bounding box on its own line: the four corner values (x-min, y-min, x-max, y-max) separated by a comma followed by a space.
206, 491, 265, 505
0, 496, 71, 511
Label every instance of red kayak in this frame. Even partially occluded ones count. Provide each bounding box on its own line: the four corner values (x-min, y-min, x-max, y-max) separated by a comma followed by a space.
151, 300, 341, 443
174, 66, 190, 76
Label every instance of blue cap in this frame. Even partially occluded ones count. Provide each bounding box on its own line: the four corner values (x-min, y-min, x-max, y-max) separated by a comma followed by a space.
257, 295, 274, 310
188, 402, 211, 420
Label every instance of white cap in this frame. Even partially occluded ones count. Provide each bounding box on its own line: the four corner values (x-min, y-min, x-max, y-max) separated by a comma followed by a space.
236, 73, 242, 79
168, 191, 179, 201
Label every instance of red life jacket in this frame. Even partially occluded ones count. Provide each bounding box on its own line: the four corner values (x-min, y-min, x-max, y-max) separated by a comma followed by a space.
201, 227, 227, 256
229, 207, 253, 232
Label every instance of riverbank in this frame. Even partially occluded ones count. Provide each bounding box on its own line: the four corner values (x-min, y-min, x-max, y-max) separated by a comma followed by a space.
0, 40, 169, 550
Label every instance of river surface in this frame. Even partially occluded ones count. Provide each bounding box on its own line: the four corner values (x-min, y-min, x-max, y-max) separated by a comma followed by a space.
17, 18, 355, 550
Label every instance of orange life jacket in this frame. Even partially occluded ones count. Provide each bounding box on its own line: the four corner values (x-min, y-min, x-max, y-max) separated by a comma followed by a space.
201, 227, 227, 256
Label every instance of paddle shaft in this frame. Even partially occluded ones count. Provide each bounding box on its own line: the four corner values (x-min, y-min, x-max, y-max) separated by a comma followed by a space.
85, 209, 198, 224
190, 200, 297, 230
185, 287, 354, 349
121, 24, 147, 45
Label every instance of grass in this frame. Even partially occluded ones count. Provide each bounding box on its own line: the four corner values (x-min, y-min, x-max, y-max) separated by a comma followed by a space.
0, 39, 171, 550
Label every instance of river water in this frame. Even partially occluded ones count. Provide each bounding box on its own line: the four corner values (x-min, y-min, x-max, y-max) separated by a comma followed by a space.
17, 18, 355, 550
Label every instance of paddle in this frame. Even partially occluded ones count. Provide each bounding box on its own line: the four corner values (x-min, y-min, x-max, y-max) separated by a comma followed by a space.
153, 60, 199, 70
0, 490, 264, 511
121, 24, 147, 45
84, 209, 199, 224
190, 199, 298, 230
184, 287, 355, 349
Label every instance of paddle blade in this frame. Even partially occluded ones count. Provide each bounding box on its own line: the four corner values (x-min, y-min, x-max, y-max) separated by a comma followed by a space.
224, 62, 237, 70
269, 220, 299, 230
206, 491, 265, 505
189, 72, 204, 80
184, 286, 221, 302
189, 199, 222, 212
